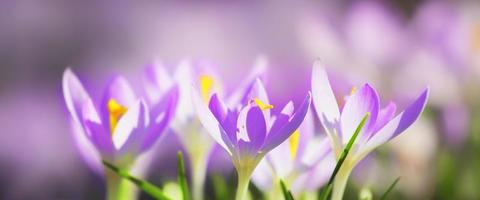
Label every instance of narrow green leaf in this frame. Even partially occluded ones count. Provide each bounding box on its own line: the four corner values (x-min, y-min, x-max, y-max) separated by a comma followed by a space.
177, 151, 190, 200
320, 113, 370, 200
279, 179, 295, 200
102, 161, 171, 200
380, 177, 401, 200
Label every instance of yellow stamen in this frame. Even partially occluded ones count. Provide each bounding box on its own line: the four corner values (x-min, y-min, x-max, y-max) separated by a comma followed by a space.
254, 98, 274, 111
107, 99, 128, 135
350, 86, 357, 96
289, 130, 300, 160
199, 75, 214, 102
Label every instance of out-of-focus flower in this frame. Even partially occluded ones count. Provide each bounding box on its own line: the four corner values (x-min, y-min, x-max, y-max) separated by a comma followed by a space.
251, 108, 335, 198
193, 78, 311, 200
62, 68, 178, 199
143, 59, 266, 200
311, 61, 429, 200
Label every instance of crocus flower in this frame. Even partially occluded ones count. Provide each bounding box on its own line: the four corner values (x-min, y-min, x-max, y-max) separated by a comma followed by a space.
62, 68, 178, 200
311, 61, 429, 200
144, 59, 266, 200
193, 78, 311, 200
252, 107, 335, 199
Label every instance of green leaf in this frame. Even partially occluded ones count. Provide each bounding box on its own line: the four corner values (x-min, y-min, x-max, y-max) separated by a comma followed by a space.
102, 160, 171, 200
279, 179, 295, 200
177, 151, 190, 200
380, 177, 401, 200
319, 113, 370, 200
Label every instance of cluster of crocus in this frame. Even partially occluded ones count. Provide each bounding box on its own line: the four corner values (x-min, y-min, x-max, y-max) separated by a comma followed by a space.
62, 59, 428, 200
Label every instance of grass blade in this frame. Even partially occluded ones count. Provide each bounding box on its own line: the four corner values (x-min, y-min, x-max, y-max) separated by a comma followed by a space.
102, 160, 171, 200
177, 151, 190, 200
319, 113, 370, 200
279, 179, 295, 200
380, 177, 401, 200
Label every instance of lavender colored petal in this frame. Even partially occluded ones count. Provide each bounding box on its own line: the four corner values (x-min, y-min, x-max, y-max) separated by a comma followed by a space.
261, 92, 311, 153
245, 106, 267, 154
100, 76, 137, 132
311, 61, 340, 133
340, 84, 379, 145
209, 93, 228, 122
371, 102, 397, 134
192, 87, 234, 155
62, 68, 95, 125
268, 101, 294, 134
84, 120, 114, 157
70, 119, 103, 175
142, 87, 179, 152
143, 61, 174, 103
363, 88, 429, 154
112, 100, 149, 152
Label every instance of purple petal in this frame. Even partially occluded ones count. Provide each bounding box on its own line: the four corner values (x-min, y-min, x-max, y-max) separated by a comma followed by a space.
340, 84, 379, 144
143, 61, 174, 103
240, 79, 270, 110
100, 76, 137, 133
142, 87, 179, 151
192, 87, 234, 155
311, 61, 340, 132
245, 106, 267, 153
62, 68, 95, 125
268, 101, 294, 134
84, 120, 114, 157
261, 92, 311, 153
363, 88, 429, 153
371, 102, 397, 134
209, 93, 228, 122
70, 119, 103, 175
112, 100, 149, 152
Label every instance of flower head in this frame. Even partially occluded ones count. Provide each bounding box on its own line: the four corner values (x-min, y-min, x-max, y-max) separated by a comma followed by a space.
63, 68, 178, 167
311, 60, 429, 165
193, 78, 311, 173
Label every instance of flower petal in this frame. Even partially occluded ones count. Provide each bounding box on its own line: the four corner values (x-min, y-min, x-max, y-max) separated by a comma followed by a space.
62, 68, 96, 125
142, 87, 179, 151
371, 102, 397, 134
100, 76, 137, 132
112, 100, 149, 152
143, 61, 174, 103
192, 87, 234, 155
209, 93, 228, 122
261, 92, 311, 153
362, 88, 429, 156
311, 61, 340, 134
245, 106, 267, 153
340, 84, 379, 145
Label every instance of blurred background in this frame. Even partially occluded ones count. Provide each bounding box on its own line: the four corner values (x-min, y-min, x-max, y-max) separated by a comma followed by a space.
1, 0, 480, 199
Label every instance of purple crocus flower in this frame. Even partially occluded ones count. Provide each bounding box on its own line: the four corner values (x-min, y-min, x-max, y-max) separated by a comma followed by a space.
311, 61, 429, 200
251, 107, 335, 198
63, 68, 178, 168
192, 78, 311, 200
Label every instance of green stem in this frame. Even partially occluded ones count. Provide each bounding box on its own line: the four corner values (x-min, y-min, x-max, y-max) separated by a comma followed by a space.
105, 167, 137, 200
191, 153, 208, 200
235, 170, 252, 200
331, 164, 353, 200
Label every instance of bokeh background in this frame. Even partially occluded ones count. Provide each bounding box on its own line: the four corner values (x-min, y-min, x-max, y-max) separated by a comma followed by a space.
1, 0, 480, 199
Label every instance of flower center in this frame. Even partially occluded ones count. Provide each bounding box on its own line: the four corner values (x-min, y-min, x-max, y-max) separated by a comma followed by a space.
289, 130, 300, 159
199, 75, 215, 102
107, 98, 128, 135
350, 86, 357, 96
253, 98, 273, 111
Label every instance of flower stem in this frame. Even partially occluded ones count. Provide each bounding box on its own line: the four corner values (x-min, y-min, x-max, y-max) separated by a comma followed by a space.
331, 164, 353, 200
191, 152, 209, 200
105, 167, 136, 200
235, 170, 252, 200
